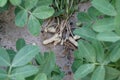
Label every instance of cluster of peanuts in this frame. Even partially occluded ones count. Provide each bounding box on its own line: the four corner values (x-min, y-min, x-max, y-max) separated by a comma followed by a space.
42, 18, 80, 49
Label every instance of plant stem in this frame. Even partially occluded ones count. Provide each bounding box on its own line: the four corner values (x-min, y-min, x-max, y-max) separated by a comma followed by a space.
7, 65, 12, 80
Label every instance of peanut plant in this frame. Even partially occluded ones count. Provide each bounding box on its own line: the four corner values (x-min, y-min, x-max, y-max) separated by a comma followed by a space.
0, 0, 120, 80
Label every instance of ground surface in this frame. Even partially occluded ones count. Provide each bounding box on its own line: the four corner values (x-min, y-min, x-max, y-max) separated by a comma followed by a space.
0, 2, 90, 80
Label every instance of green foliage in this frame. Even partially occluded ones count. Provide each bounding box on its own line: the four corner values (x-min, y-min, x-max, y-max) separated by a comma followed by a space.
16, 38, 26, 51
74, 64, 95, 80
92, 0, 117, 16
0, 0, 7, 7
15, 10, 28, 27
91, 66, 105, 80
0, 0, 54, 36
9, 0, 21, 6
73, 0, 120, 80
34, 73, 47, 80
28, 15, 41, 36
92, 18, 115, 32
78, 40, 96, 62
12, 45, 40, 67
0, 47, 10, 66
1, 0, 120, 80
0, 39, 64, 80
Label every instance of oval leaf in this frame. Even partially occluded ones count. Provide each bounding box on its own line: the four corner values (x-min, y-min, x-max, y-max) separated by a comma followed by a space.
110, 44, 120, 62
9, 0, 21, 6
91, 40, 105, 63
32, 6, 54, 19
97, 32, 120, 42
74, 64, 95, 80
0, 0, 7, 7
34, 73, 47, 80
116, 0, 120, 13
92, 0, 117, 16
74, 27, 96, 40
11, 65, 38, 78
115, 14, 120, 35
16, 38, 26, 51
7, 49, 16, 61
0, 69, 7, 79
12, 45, 40, 67
91, 66, 105, 80
28, 15, 41, 36
24, 0, 38, 10
77, 12, 92, 23
78, 40, 96, 62
92, 18, 115, 32
88, 7, 102, 20
105, 66, 120, 80
15, 10, 28, 27
37, 0, 53, 6
0, 47, 10, 66
35, 53, 44, 65
15, 77, 25, 80
39, 52, 56, 75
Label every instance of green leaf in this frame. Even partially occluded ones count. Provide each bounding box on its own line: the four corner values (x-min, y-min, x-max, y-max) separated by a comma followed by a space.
72, 59, 83, 73
77, 12, 92, 23
11, 65, 38, 78
110, 43, 120, 62
15, 76, 25, 80
105, 66, 120, 80
7, 49, 16, 61
15, 10, 28, 27
0, 3, 8, 13
39, 52, 56, 75
92, 0, 117, 16
78, 40, 96, 62
103, 56, 111, 65
118, 76, 120, 80
28, 15, 41, 36
35, 53, 44, 65
16, 38, 26, 51
115, 14, 120, 35
37, 0, 53, 6
116, 0, 120, 13
88, 6, 102, 20
81, 75, 91, 80
24, 0, 38, 10
12, 45, 40, 67
74, 50, 82, 59
91, 40, 105, 63
92, 18, 115, 32
108, 40, 120, 51
34, 73, 47, 80
26, 75, 35, 80
9, 0, 21, 6
0, 0, 7, 7
97, 32, 120, 42
74, 64, 95, 80
0, 69, 7, 79
0, 47, 10, 66
91, 66, 105, 80
74, 27, 96, 40
32, 6, 54, 19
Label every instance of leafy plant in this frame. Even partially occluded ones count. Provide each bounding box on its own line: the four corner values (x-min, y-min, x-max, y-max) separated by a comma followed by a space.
0, 39, 64, 80
1, 0, 120, 80
0, 0, 54, 36
73, 0, 120, 80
